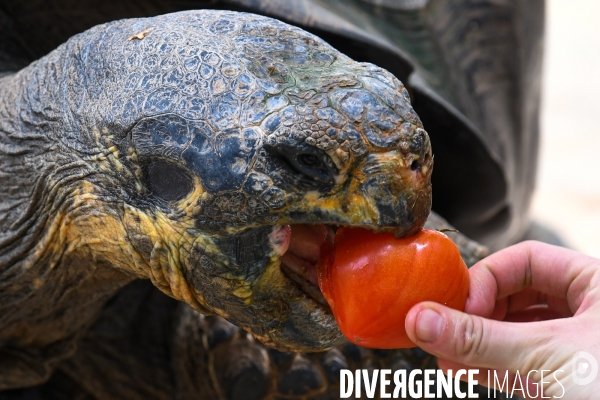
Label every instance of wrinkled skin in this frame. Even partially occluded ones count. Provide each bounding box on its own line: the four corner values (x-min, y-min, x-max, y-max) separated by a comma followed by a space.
0, 0, 545, 253
0, 10, 433, 388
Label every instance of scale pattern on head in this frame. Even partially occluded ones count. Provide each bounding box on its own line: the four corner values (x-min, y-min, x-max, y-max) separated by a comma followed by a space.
13, 10, 432, 351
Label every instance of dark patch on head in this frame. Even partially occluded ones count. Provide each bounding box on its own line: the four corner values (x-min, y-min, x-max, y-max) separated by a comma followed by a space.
182, 125, 261, 192
131, 113, 192, 159
145, 160, 194, 202
129, 233, 154, 260
210, 227, 274, 277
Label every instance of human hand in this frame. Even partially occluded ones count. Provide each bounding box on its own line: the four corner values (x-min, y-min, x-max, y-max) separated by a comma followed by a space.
405, 240, 600, 399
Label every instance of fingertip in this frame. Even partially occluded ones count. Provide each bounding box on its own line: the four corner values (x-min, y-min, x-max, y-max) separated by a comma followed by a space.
414, 307, 443, 343
465, 262, 498, 316
405, 303, 424, 342
405, 302, 444, 345
407, 304, 478, 361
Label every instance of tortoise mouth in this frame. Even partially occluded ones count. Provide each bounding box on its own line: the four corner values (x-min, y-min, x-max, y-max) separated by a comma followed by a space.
279, 224, 336, 310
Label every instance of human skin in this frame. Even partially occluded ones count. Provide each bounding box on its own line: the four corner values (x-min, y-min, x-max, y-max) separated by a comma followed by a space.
405, 240, 600, 399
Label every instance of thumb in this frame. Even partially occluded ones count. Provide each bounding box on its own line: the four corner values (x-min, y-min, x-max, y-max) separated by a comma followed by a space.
405, 302, 560, 373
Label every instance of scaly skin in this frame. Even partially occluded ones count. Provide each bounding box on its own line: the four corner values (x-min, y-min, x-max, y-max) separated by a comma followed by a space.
0, 10, 432, 389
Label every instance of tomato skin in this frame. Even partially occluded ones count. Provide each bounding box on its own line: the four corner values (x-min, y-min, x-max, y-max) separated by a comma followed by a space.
317, 228, 469, 349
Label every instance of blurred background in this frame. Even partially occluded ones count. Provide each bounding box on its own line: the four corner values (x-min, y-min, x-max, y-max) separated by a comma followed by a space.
531, 0, 600, 258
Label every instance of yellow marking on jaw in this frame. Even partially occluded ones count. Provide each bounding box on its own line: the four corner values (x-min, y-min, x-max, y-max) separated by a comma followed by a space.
118, 173, 231, 312
26, 175, 219, 314
244, 252, 289, 305
121, 202, 210, 308
25, 125, 259, 318
175, 176, 205, 214
302, 190, 380, 224
232, 284, 253, 301
275, 151, 414, 228
281, 159, 381, 225
25, 182, 148, 280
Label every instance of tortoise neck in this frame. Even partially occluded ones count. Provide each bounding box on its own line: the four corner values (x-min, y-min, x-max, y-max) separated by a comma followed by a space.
0, 54, 138, 389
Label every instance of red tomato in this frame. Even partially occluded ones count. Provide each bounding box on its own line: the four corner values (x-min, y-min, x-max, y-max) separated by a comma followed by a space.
317, 228, 469, 349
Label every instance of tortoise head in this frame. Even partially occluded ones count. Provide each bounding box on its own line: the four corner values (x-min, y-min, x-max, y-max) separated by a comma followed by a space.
49, 11, 432, 351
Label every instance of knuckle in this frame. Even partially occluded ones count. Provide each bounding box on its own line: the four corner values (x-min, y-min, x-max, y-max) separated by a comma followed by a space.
452, 315, 488, 365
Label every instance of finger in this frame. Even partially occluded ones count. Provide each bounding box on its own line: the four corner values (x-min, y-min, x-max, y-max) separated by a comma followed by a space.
504, 306, 566, 322
503, 287, 573, 317
405, 302, 562, 374
466, 241, 600, 317
485, 291, 572, 322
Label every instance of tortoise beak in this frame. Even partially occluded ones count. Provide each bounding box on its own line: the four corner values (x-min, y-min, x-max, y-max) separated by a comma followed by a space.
357, 149, 433, 237
280, 143, 433, 238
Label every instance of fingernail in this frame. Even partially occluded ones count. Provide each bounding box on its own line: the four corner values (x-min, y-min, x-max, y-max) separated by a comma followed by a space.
416, 308, 442, 342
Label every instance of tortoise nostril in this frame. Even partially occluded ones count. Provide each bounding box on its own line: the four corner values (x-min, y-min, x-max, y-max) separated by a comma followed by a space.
410, 160, 419, 171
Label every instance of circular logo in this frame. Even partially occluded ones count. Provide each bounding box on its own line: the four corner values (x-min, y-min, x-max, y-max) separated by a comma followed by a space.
572, 351, 598, 386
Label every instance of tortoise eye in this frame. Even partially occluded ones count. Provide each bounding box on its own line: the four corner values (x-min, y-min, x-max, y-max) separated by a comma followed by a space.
145, 160, 194, 202
293, 152, 334, 183
298, 153, 320, 167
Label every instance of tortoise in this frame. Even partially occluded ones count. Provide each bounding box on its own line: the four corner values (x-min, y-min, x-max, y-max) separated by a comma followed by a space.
0, 1, 543, 399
